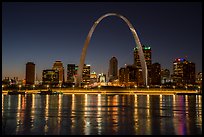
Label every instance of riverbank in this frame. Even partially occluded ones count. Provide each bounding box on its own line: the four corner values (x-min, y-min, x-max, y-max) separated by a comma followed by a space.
2, 88, 201, 95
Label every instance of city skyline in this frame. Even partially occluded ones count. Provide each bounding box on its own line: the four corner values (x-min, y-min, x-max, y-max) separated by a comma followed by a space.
2, 2, 202, 80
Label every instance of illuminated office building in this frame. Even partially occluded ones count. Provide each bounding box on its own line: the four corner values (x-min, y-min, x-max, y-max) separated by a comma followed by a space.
161, 68, 170, 84
53, 60, 65, 84
82, 64, 91, 86
172, 58, 195, 87
90, 71, 97, 84
42, 69, 59, 85
67, 64, 78, 83
119, 65, 137, 86
134, 45, 152, 86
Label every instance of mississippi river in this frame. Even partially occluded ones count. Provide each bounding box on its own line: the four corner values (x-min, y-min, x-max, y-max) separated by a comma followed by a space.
2, 93, 202, 135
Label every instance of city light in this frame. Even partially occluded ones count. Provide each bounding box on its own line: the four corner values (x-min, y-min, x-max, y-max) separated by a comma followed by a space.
47, 85, 49, 90
147, 85, 149, 90
59, 84, 61, 92
173, 86, 176, 91
134, 85, 137, 90
19, 85, 22, 91
98, 85, 101, 90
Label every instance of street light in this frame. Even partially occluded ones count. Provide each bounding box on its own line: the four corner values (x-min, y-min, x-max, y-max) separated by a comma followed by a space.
147, 85, 149, 90
134, 85, 137, 90
160, 85, 162, 91
85, 85, 88, 90
47, 85, 49, 91
33, 85, 35, 90
59, 84, 61, 92
98, 85, 101, 90
72, 85, 75, 90
173, 86, 176, 91
2, 85, 4, 91
185, 85, 188, 91
19, 85, 22, 91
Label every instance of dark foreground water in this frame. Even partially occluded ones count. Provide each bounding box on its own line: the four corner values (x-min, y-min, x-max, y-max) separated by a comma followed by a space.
2, 93, 202, 135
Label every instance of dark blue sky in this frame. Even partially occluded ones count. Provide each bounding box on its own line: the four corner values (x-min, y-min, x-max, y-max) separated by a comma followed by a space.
2, 2, 202, 80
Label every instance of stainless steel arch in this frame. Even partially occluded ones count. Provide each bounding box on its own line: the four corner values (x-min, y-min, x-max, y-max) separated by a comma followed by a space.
75, 13, 148, 87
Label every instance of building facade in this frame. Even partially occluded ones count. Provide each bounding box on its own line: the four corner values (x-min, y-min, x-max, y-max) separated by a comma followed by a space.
161, 68, 171, 84
67, 64, 78, 83
53, 60, 65, 84
134, 45, 152, 86
42, 69, 59, 86
108, 56, 118, 82
119, 65, 137, 87
26, 62, 35, 85
82, 64, 91, 86
172, 58, 195, 87
151, 63, 161, 86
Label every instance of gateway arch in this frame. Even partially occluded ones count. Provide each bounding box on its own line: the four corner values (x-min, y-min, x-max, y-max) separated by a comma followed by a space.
75, 13, 148, 87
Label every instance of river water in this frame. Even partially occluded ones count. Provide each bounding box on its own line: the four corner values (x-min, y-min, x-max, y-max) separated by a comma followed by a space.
2, 93, 202, 135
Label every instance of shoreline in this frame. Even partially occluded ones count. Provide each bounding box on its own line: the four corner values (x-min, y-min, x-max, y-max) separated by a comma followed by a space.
2, 89, 202, 95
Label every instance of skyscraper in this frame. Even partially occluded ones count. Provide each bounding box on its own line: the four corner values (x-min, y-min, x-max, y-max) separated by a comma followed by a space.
82, 64, 91, 86
119, 65, 137, 86
172, 58, 195, 87
67, 64, 78, 83
161, 68, 170, 84
25, 62, 35, 85
134, 45, 152, 86
108, 56, 118, 82
53, 60, 64, 84
42, 69, 59, 85
151, 62, 161, 86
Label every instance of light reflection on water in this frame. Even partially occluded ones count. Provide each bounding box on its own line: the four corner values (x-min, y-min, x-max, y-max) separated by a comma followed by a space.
2, 93, 202, 135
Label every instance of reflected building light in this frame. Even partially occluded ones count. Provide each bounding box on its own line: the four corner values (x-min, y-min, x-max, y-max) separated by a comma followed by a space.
31, 94, 35, 128
122, 95, 125, 106
21, 95, 26, 110
16, 95, 22, 134
97, 94, 101, 110
159, 95, 163, 117
2, 95, 4, 113
196, 95, 202, 129
134, 94, 139, 132
71, 94, 76, 131
72, 94, 75, 105
32, 94, 35, 109
17, 95, 21, 110
71, 94, 75, 118
146, 95, 151, 134
44, 95, 49, 133
84, 94, 91, 135
173, 95, 176, 117
112, 95, 119, 133
57, 94, 63, 134
58, 94, 62, 114
85, 94, 88, 107
185, 95, 189, 113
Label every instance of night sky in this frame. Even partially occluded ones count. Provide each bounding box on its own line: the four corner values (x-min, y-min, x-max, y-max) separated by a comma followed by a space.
2, 2, 202, 81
